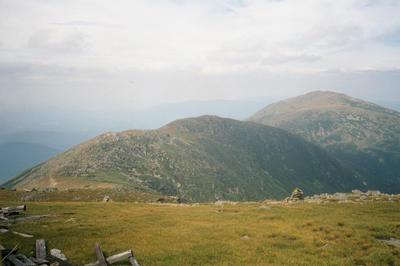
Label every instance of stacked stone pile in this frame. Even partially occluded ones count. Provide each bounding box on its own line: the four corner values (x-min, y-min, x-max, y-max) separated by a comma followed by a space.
286, 188, 304, 202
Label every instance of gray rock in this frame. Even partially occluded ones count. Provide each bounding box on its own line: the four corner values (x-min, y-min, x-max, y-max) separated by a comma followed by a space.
103, 195, 112, 202
50, 248, 67, 261
333, 193, 348, 201
367, 190, 381, 196
360, 195, 368, 200
378, 238, 400, 248
43, 187, 58, 193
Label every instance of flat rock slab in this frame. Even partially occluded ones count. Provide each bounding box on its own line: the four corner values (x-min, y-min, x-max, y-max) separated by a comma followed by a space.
378, 238, 400, 248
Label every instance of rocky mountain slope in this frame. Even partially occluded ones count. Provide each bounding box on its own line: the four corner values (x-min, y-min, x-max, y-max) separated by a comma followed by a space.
248, 91, 400, 193
3, 116, 360, 202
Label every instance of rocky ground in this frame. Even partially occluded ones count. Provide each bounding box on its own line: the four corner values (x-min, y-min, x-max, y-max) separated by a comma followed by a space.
304, 190, 400, 203
260, 189, 400, 205
1, 187, 400, 206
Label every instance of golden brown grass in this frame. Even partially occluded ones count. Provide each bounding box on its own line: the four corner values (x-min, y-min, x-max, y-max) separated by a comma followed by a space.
1, 197, 399, 265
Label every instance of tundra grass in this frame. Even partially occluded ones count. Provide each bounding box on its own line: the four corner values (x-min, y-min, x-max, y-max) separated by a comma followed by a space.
1, 200, 400, 265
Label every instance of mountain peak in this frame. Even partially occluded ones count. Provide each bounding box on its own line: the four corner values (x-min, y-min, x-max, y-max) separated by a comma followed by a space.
163, 115, 227, 127
160, 115, 236, 133
303, 90, 345, 96
249, 90, 399, 122
277, 90, 362, 108
296, 90, 364, 103
248, 91, 400, 194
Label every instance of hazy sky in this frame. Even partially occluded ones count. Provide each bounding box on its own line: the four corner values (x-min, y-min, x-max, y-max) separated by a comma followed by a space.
1, 0, 400, 132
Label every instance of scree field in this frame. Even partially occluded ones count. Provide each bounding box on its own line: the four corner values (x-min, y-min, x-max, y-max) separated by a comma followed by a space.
1, 192, 400, 265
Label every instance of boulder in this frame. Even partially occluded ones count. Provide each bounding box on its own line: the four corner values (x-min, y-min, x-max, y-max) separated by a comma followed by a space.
156, 198, 166, 203
50, 248, 67, 261
360, 195, 368, 200
333, 193, 348, 201
43, 187, 58, 193
367, 190, 381, 196
102, 195, 112, 202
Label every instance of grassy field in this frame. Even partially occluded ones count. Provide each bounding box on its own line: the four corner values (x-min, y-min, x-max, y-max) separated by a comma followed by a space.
1, 196, 400, 265
0, 189, 166, 203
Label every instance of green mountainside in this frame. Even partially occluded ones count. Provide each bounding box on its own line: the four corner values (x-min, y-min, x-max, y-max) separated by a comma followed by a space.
248, 91, 400, 193
3, 116, 360, 202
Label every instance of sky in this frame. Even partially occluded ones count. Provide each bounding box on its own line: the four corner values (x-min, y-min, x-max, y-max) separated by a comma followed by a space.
1, 0, 400, 134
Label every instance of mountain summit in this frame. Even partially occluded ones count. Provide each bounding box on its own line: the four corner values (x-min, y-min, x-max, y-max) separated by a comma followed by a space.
3, 116, 359, 202
249, 91, 400, 192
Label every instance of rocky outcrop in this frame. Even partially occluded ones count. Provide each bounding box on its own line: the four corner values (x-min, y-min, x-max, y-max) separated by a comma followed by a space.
304, 190, 400, 203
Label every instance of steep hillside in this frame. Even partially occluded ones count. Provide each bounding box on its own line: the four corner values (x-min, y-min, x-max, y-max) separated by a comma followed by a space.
248, 91, 400, 193
3, 116, 360, 202
0, 142, 60, 183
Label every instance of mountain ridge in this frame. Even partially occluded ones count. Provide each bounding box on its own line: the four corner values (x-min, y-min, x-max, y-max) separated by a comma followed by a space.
3, 115, 362, 202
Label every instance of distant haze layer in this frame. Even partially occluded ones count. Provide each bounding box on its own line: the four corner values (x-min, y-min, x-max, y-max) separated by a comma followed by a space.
1, 0, 400, 137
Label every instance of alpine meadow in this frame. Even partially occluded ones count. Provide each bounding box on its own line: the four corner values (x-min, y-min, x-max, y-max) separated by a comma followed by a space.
1, 1, 400, 265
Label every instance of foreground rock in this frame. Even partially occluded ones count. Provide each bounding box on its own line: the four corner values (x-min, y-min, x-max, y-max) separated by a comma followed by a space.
102, 195, 112, 202
378, 238, 400, 248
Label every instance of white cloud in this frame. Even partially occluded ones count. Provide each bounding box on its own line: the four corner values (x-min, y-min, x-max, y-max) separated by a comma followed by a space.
28, 29, 90, 52
0, 0, 399, 113
0, 0, 399, 72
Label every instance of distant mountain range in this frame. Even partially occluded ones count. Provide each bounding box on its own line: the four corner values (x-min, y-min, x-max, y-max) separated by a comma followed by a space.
0, 142, 60, 183
249, 91, 400, 193
3, 91, 400, 200
0, 99, 276, 142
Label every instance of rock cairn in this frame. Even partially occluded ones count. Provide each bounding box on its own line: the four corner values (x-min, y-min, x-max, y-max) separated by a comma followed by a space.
288, 187, 304, 202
